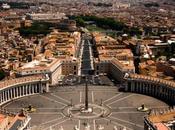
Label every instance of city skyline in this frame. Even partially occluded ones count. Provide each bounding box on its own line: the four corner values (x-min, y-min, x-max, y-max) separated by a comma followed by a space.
0, 0, 175, 130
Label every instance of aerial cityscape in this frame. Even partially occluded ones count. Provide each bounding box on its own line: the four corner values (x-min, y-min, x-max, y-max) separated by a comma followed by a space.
0, 0, 175, 130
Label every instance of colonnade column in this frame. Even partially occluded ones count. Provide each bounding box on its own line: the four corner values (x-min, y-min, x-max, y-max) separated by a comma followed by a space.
139, 82, 142, 93
32, 84, 34, 94
26, 85, 28, 95
45, 83, 49, 92
8, 90, 10, 101
0, 92, 2, 104
13, 88, 16, 98
22, 86, 24, 96
131, 82, 134, 92
124, 82, 128, 91
34, 84, 37, 93
2, 91, 4, 103
5, 91, 7, 102
16, 86, 18, 97
0, 80, 49, 105
136, 82, 138, 92
39, 83, 42, 93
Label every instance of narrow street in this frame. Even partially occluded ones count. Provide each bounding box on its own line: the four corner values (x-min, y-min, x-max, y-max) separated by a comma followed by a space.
80, 34, 94, 76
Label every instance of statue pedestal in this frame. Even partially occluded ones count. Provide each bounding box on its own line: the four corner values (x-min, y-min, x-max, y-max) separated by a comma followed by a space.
85, 123, 90, 130
63, 103, 111, 119
137, 104, 149, 112
80, 107, 93, 113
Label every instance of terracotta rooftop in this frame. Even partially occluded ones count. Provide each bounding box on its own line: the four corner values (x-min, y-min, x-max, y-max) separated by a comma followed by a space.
0, 110, 30, 130
148, 110, 175, 123
111, 58, 135, 70
18, 57, 64, 72
0, 114, 5, 124
154, 123, 169, 130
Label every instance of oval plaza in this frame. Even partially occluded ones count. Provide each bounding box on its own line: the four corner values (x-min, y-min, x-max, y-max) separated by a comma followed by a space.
0, 71, 175, 130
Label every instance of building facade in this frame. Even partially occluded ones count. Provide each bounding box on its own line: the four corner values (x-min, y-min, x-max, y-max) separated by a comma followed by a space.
144, 108, 175, 130
0, 74, 49, 106
124, 74, 175, 104
0, 109, 31, 130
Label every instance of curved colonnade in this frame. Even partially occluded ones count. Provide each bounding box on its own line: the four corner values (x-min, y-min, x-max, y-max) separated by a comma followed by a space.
0, 73, 174, 107
0, 75, 49, 106
125, 74, 175, 104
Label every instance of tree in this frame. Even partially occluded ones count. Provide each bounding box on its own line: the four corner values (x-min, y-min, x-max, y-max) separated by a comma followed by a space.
0, 70, 5, 80
75, 18, 85, 27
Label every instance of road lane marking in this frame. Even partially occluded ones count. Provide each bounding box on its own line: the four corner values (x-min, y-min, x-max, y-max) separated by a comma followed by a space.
104, 118, 133, 130
79, 120, 81, 130
93, 120, 96, 130
44, 118, 69, 130
111, 112, 143, 114
107, 94, 135, 106
80, 91, 82, 103
109, 116, 144, 128
51, 93, 71, 104
30, 112, 61, 115
5, 107, 64, 111
103, 93, 123, 103
39, 116, 64, 126
92, 91, 94, 103
39, 95, 66, 106
115, 106, 168, 109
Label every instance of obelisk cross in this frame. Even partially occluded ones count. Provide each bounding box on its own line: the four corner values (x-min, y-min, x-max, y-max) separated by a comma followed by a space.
85, 76, 88, 110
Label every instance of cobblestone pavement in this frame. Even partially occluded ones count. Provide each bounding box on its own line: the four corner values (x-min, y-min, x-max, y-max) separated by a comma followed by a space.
2, 86, 168, 130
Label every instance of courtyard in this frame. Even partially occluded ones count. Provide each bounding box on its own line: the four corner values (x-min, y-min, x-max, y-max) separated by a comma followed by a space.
2, 85, 168, 130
